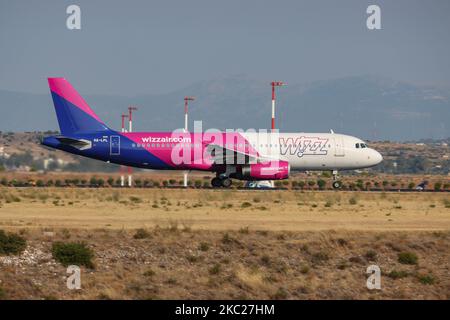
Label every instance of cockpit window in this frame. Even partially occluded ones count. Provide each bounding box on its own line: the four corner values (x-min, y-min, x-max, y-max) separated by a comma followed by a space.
356, 143, 369, 149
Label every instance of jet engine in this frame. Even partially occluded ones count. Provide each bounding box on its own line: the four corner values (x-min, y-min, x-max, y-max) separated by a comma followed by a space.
240, 160, 290, 180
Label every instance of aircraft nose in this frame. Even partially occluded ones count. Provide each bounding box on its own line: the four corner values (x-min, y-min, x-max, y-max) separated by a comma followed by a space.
372, 150, 383, 165
375, 151, 383, 164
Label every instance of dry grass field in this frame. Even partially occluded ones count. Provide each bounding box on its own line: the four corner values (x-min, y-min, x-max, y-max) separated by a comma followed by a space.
0, 187, 449, 231
0, 187, 449, 299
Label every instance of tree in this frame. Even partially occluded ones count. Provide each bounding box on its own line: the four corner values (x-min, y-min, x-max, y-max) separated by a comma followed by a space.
107, 177, 114, 186
89, 177, 97, 186
317, 179, 326, 190
434, 182, 442, 191
97, 178, 105, 187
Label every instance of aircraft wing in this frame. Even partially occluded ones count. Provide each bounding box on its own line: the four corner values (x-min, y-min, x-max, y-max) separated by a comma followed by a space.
206, 144, 268, 165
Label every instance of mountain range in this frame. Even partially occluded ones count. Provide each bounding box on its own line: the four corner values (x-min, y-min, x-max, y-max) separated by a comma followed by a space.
0, 75, 449, 141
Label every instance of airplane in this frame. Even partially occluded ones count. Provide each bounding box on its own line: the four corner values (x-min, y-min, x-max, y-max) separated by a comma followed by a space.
41, 78, 383, 188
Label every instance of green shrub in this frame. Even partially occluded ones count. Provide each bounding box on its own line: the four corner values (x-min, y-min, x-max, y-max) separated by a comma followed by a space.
300, 265, 310, 274
443, 198, 450, 208
241, 202, 252, 208
365, 250, 377, 261
186, 254, 199, 263
398, 252, 418, 265
260, 254, 271, 265
312, 251, 329, 264
52, 242, 94, 268
0, 287, 6, 299
386, 270, 409, 279
317, 179, 326, 190
238, 227, 249, 234
271, 287, 288, 300
107, 177, 114, 186
133, 228, 151, 239
417, 273, 435, 285
198, 242, 210, 251
89, 177, 97, 186
221, 233, 235, 244
324, 200, 333, 208
194, 180, 202, 188
0, 230, 27, 255
143, 269, 155, 277
129, 196, 142, 203
209, 263, 221, 275
321, 171, 331, 178
434, 182, 442, 191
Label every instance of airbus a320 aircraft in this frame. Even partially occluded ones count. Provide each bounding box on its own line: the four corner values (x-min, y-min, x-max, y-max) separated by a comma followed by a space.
42, 78, 383, 188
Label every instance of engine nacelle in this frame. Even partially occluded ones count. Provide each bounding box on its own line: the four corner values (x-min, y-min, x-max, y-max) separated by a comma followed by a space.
240, 160, 290, 180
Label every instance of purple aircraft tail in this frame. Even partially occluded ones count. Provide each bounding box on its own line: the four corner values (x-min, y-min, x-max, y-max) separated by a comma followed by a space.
48, 78, 110, 135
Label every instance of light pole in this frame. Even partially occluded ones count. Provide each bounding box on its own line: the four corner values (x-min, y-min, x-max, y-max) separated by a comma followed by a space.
121, 114, 128, 133
127, 106, 137, 187
183, 97, 195, 187
184, 97, 195, 132
271, 81, 285, 131
120, 114, 128, 187
128, 106, 138, 133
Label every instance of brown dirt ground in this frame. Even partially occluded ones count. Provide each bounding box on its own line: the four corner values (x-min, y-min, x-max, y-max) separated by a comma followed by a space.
0, 187, 449, 299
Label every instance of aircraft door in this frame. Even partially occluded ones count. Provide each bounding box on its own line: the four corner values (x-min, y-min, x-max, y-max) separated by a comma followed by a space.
110, 136, 120, 155
334, 137, 345, 157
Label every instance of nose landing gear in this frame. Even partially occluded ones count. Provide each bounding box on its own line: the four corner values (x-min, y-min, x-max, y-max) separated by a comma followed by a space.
332, 170, 342, 189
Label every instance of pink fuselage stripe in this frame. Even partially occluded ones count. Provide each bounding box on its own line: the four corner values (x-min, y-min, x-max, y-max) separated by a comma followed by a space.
48, 78, 103, 123
122, 132, 260, 170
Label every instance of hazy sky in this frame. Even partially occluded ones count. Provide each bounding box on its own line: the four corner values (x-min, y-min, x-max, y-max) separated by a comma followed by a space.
1, 0, 450, 95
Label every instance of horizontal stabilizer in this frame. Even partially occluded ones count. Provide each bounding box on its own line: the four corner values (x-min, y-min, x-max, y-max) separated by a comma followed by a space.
55, 136, 92, 150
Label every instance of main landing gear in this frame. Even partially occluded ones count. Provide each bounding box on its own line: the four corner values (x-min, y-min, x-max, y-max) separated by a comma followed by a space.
332, 170, 342, 189
211, 176, 232, 188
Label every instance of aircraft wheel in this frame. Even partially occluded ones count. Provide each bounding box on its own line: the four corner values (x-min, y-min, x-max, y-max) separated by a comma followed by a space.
211, 177, 222, 188
221, 178, 232, 188
332, 181, 342, 189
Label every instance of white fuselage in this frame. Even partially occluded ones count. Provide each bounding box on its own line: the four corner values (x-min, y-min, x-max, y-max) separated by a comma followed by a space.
240, 132, 383, 171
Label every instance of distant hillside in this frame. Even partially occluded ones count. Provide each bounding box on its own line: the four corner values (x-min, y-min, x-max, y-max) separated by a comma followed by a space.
0, 75, 449, 141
